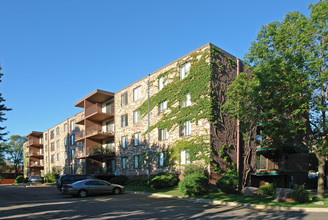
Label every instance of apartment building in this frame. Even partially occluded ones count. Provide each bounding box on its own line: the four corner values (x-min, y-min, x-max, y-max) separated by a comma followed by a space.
23, 43, 307, 187
24, 111, 85, 177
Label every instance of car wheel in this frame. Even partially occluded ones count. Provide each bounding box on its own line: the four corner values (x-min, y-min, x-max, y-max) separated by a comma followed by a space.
78, 190, 87, 198
113, 187, 121, 195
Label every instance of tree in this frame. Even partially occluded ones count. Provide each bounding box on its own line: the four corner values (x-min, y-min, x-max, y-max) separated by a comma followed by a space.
1, 135, 27, 177
0, 64, 12, 141
223, 1, 328, 198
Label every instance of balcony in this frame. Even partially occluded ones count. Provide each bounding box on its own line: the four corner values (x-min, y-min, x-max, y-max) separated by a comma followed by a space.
85, 103, 114, 122
76, 114, 85, 125
30, 161, 44, 168
28, 139, 43, 147
75, 130, 85, 142
85, 124, 114, 141
29, 151, 44, 158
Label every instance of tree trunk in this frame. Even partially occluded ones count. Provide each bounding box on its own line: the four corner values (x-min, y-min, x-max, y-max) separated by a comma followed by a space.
316, 153, 326, 198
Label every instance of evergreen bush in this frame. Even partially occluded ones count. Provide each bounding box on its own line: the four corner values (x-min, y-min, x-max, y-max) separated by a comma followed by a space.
289, 186, 310, 203
149, 173, 178, 189
15, 175, 24, 184
179, 173, 208, 196
259, 183, 276, 197
183, 164, 205, 177
216, 171, 238, 194
110, 175, 130, 185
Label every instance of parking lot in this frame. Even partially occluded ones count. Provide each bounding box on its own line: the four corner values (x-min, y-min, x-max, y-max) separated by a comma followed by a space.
0, 185, 326, 219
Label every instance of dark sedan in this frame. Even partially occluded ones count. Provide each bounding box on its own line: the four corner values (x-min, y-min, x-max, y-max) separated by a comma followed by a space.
61, 179, 125, 197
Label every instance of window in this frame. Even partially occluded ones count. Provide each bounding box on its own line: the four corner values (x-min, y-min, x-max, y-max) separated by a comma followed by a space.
182, 93, 191, 107
158, 128, 168, 141
133, 86, 141, 101
133, 110, 140, 123
256, 154, 267, 170
159, 152, 169, 167
44, 144, 47, 152
51, 154, 55, 163
56, 140, 60, 149
106, 120, 115, 133
122, 136, 128, 148
121, 114, 128, 127
134, 155, 140, 169
122, 157, 127, 169
45, 156, 48, 163
159, 101, 168, 114
50, 142, 55, 151
64, 123, 67, 132
64, 137, 68, 146
71, 134, 75, 145
158, 75, 167, 90
121, 92, 128, 106
71, 149, 75, 160
45, 133, 48, 141
180, 62, 191, 80
179, 121, 191, 136
134, 133, 141, 146
70, 120, 75, 132
56, 127, 59, 135
50, 130, 55, 139
181, 150, 190, 165
57, 153, 60, 161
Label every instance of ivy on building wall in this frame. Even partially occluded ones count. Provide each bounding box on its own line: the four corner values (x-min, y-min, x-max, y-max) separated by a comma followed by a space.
137, 48, 215, 165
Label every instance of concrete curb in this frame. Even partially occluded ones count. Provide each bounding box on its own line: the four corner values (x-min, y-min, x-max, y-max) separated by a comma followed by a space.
126, 191, 328, 213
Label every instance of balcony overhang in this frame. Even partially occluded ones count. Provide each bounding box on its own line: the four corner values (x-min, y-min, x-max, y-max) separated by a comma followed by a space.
76, 153, 115, 162
29, 154, 44, 158
86, 132, 114, 141
26, 131, 43, 138
30, 164, 44, 168
75, 89, 115, 108
86, 112, 114, 122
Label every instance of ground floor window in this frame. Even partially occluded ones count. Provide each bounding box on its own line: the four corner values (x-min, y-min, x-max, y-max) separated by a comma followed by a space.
122, 157, 127, 169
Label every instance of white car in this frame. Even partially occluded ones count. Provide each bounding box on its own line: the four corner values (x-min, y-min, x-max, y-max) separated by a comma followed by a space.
28, 175, 43, 184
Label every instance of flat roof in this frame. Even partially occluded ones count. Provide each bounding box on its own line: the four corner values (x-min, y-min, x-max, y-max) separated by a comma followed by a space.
74, 89, 115, 107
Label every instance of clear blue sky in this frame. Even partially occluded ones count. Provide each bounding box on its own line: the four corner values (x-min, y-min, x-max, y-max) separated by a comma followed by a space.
0, 0, 318, 138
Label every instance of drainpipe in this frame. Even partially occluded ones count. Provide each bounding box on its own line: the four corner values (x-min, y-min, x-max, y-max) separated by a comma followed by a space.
236, 58, 241, 190
147, 74, 151, 178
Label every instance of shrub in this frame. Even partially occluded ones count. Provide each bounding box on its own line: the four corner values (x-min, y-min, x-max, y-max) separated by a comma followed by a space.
15, 175, 24, 184
183, 164, 205, 177
110, 175, 130, 185
259, 183, 276, 197
45, 172, 57, 183
127, 177, 148, 186
289, 186, 310, 203
179, 173, 208, 196
149, 173, 178, 189
216, 171, 238, 194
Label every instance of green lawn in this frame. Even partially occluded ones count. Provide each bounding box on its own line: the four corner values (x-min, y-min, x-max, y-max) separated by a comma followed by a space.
125, 185, 328, 208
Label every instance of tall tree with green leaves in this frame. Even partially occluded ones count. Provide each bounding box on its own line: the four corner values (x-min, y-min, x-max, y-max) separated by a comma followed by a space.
0, 64, 11, 141
1, 135, 27, 177
223, 1, 328, 198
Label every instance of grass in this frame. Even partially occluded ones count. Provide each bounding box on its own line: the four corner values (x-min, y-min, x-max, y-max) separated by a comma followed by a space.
125, 185, 328, 208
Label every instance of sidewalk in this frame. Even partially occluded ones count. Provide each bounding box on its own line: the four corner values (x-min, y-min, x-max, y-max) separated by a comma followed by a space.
126, 191, 328, 213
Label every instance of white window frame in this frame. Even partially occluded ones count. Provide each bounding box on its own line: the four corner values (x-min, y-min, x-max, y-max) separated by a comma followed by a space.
158, 128, 168, 141
70, 120, 75, 132
159, 152, 164, 166
180, 62, 191, 80
133, 110, 140, 123
181, 150, 190, 165
64, 123, 67, 132
122, 136, 128, 148
121, 114, 128, 127
56, 140, 60, 149
134, 133, 141, 146
121, 92, 128, 106
159, 101, 168, 114
133, 86, 141, 101
134, 155, 140, 169
158, 75, 167, 90
180, 120, 191, 136
122, 157, 127, 169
